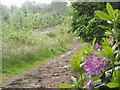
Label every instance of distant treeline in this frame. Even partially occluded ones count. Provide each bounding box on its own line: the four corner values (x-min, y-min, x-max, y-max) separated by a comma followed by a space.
1, 1, 68, 30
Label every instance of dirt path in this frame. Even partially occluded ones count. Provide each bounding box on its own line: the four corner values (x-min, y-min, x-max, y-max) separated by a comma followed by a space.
1, 43, 88, 88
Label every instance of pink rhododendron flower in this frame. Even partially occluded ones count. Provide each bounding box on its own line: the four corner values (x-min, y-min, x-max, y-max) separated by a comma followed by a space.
84, 79, 94, 88
108, 36, 113, 38
109, 41, 114, 46
83, 52, 107, 76
94, 43, 99, 50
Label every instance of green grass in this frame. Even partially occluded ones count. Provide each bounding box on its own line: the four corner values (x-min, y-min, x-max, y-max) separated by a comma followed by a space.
2, 24, 79, 82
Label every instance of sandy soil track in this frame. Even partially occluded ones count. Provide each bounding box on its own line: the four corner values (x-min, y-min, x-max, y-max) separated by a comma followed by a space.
1, 43, 87, 88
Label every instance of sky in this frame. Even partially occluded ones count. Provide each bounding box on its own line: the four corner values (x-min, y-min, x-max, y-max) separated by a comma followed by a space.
1, 0, 119, 7
1, 0, 52, 8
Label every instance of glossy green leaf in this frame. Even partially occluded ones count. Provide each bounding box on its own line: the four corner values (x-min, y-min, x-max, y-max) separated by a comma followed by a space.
114, 9, 120, 15
98, 25, 111, 30
69, 51, 84, 71
106, 82, 119, 88
114, 61, 119, 65
82, 45, 90, 53
78, 76, 82, 83
95, 10, 112, 21
102, 38, 111, 46
113, 69, 120, 77
71, 76, 78, 87
106, 3, 115, 18
92, 38, 96, 47
70, 57, 80, 71
59, 84, 75, 88
105, 30, 113, 34
70, 57, 76, 65
103, 46, 114, 56
90, 76, 99, 81
112, 69, 120, 86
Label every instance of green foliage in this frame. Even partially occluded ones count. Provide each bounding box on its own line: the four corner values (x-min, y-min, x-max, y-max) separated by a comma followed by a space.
1, 2, 70, 80
2, 23, 37, 45
9, 30, 37, 45
68, 2, 106, 42
59, 76, 81, 88
95, 10, 112, 21
103, 46, 114, 59
106, 3, 115, 18
106, 82, 119, 88
8, 10, 65, 30
111, 69, 120, 83
106, 69, 120, 88
68, 51, 84, 71
95, 3, 118, 22
69, 2, 119, 42
60, 3, 120, 89
59, 75, 85, 88
59, 84, 75, 88
93, 3, 120, 88
1, 2, 68, 30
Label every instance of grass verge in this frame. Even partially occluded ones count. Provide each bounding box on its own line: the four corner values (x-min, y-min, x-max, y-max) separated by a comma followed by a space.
2, 24, 79, 82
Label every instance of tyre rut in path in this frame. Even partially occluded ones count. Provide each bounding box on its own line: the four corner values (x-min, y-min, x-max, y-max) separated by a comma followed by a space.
2, 43, 88, 88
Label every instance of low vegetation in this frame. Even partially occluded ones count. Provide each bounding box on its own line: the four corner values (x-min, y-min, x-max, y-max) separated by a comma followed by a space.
1, 1, 78, 81
2, 24, 79, 80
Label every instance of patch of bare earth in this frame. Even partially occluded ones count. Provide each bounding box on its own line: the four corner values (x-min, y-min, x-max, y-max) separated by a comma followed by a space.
1, 43, 88, 88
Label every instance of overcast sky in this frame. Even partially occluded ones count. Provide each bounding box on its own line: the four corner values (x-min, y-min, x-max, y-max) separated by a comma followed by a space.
1, 0, 52, 7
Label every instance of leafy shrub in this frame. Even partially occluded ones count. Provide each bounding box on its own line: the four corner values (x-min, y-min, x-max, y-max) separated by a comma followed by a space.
60, 3, 120, 89
68, 2, 120, 42
68, 2, 106, 42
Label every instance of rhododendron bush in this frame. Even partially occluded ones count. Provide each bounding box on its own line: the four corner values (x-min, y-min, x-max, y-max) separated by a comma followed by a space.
83, 52, 108, 76
59, 3, 120, 89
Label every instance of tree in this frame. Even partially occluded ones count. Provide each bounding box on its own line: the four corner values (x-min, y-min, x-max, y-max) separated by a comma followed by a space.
68, 2, 120, 42
1, 4, 10, 23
